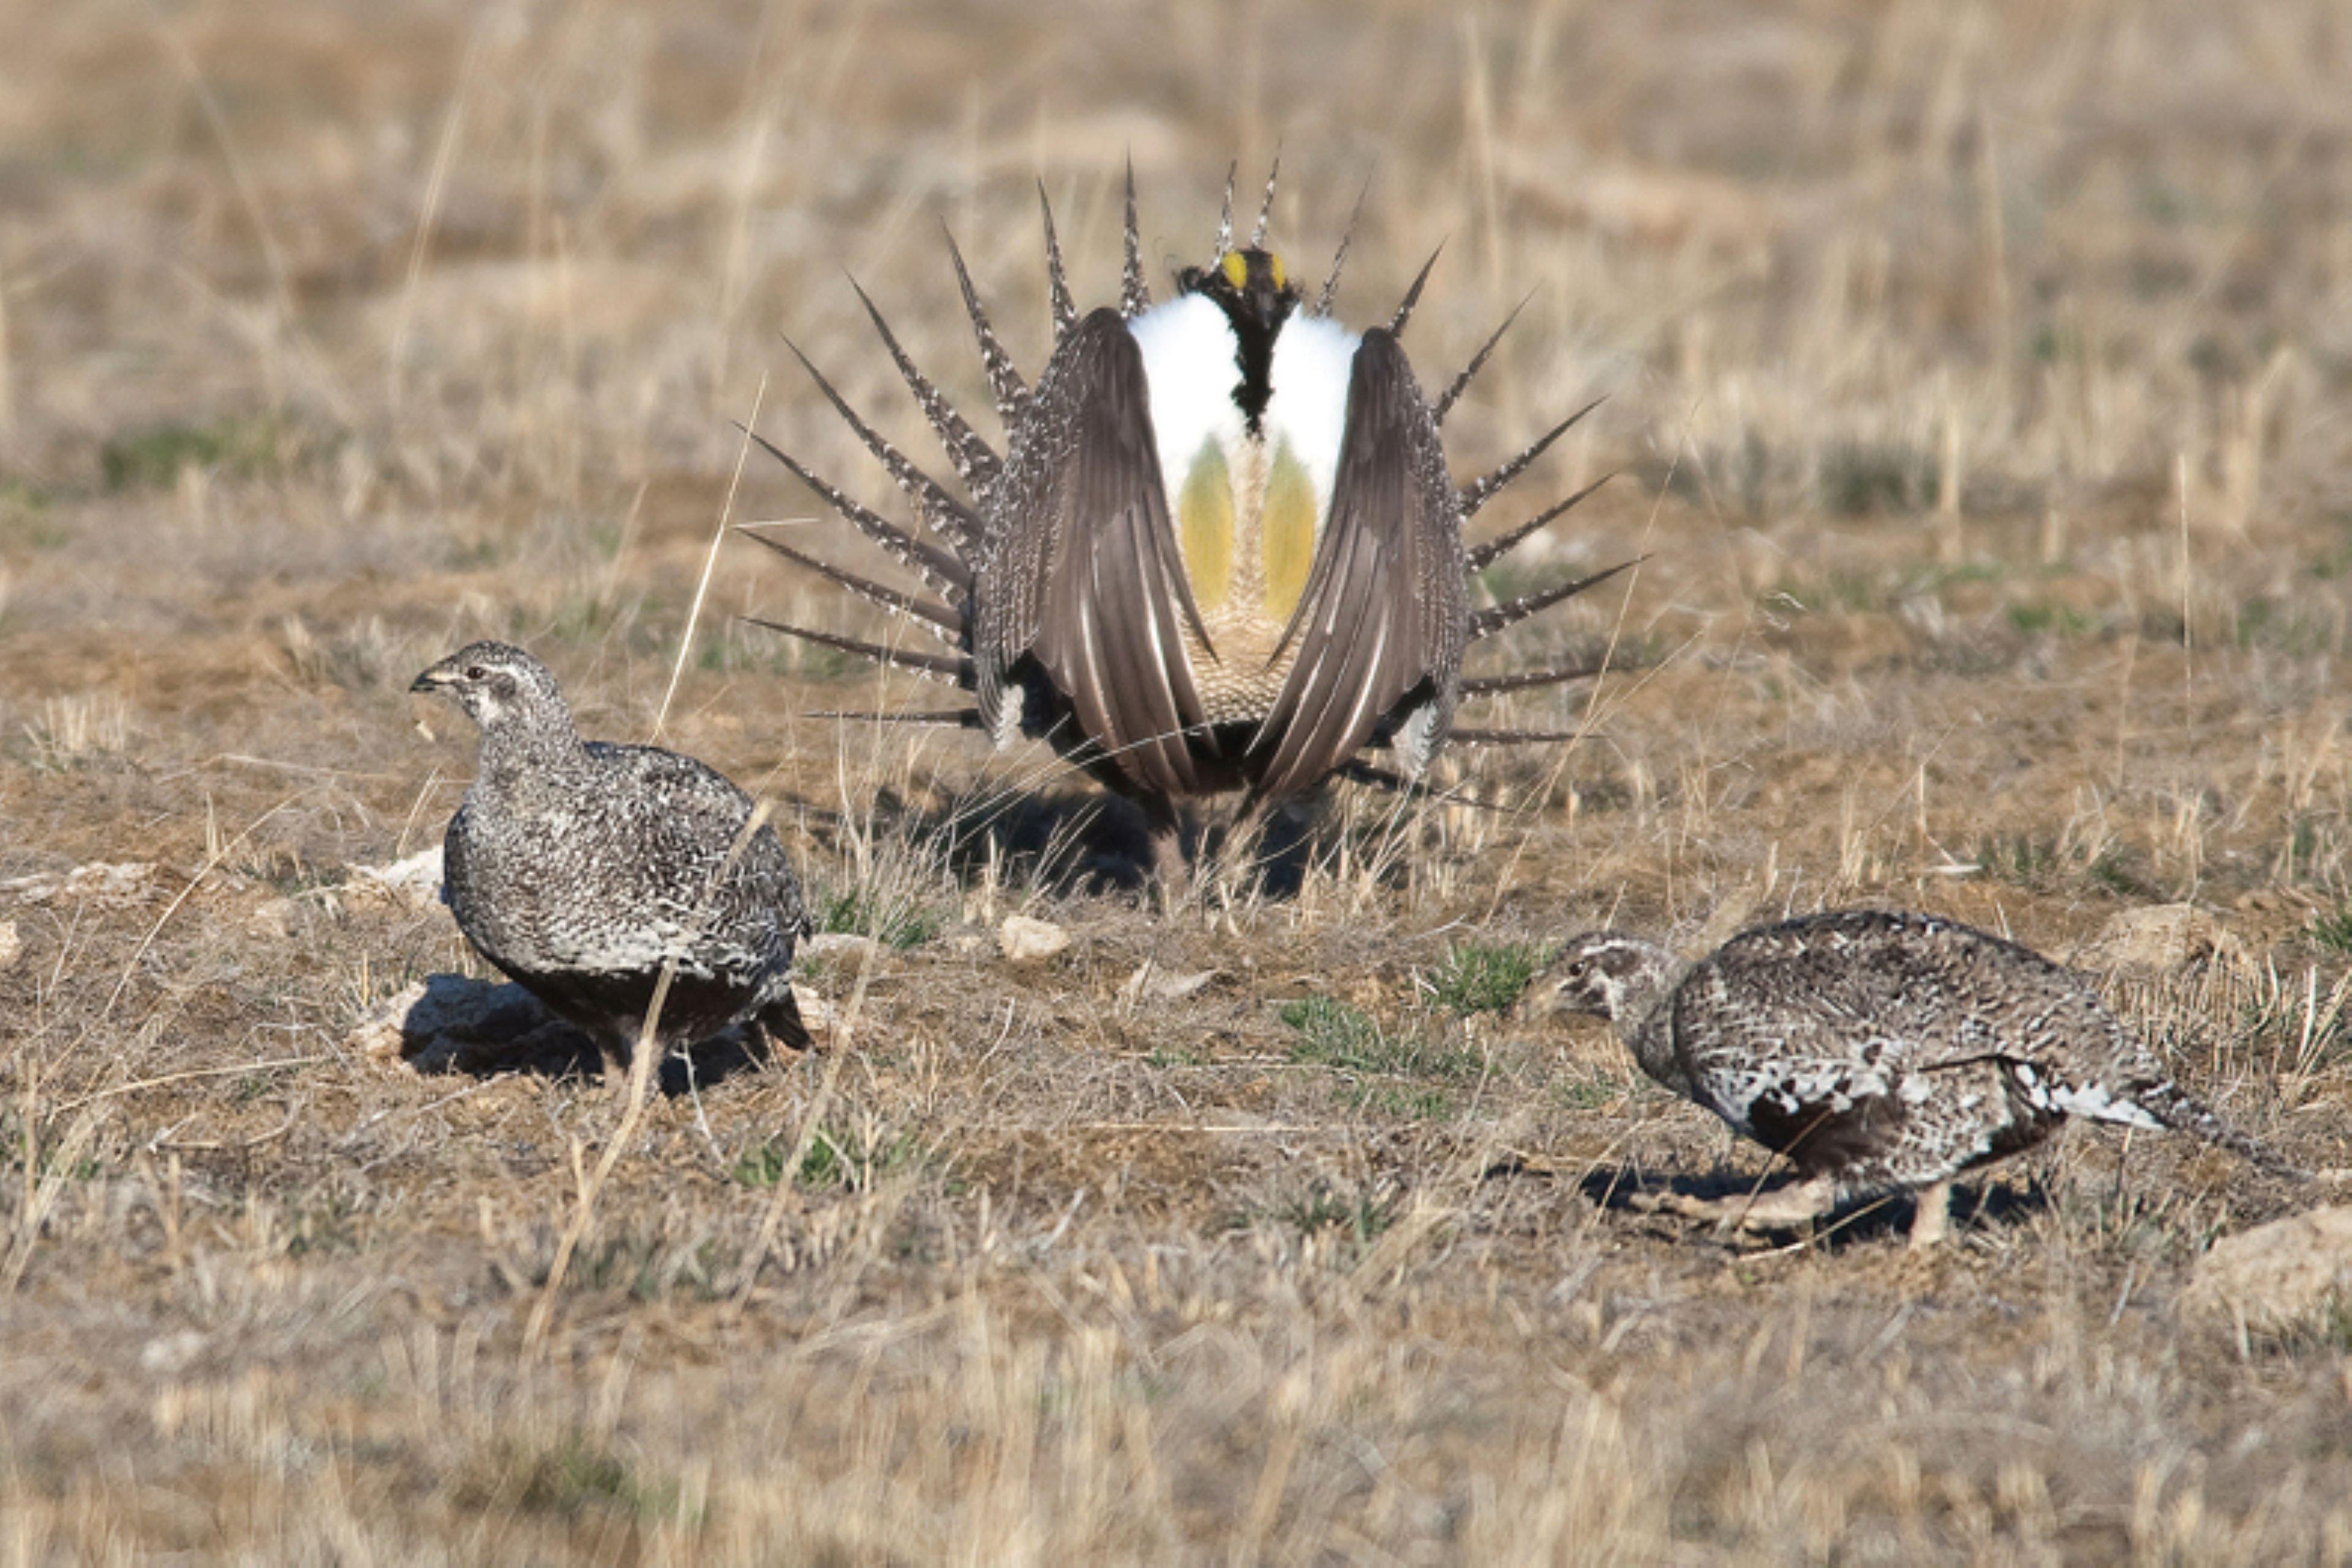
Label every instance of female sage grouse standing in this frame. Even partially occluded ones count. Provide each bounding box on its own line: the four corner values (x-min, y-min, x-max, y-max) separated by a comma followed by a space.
1540, 909, 2298, 1246
411, 641, 809, 1081
745, 161, 1628, 879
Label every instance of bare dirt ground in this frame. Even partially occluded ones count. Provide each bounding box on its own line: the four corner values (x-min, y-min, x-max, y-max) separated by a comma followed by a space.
4, 0, 2351, 1559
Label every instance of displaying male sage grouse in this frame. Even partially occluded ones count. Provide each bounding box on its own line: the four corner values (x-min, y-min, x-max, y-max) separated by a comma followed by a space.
746, 162, 1627, 878
411, 642, 809, 1081
1540, 909, 2299, 1246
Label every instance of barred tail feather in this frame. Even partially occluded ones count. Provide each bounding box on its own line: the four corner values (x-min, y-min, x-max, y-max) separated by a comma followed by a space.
1038, 183, 1079, 335
2133, 1080, 2307, 1181
845, 277, 1001, 492
1387, 243, 1443, 337
941, 225, 1030, 423
1458, 397, 1605, 518
1120, 160, 1152, 318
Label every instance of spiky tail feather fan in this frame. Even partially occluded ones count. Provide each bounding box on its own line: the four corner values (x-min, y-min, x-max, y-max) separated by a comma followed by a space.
747, 164, 1637, 796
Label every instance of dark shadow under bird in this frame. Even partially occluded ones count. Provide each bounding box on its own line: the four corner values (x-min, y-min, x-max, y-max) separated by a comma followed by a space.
746, 161, 1629, 882
410, 641, 810, 1082
1538, 908, 2301, 1247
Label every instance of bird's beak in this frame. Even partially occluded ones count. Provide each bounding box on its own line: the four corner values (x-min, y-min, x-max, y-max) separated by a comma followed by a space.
409, 664, 454, 695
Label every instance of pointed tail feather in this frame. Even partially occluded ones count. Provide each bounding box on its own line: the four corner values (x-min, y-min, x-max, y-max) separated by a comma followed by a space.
1250, 148, 1281, 248
2133, 1080, 2308, 1181
1445, 725, 1586, 746
1121, 159, 1152, 318
1313, 176, 1372, 320
742, 616, 973, 685
1469, 558, 1642, 641
741, 427, 973, 593
804, 707, 984, 728
1333, 759, 1527, 815
1388, 243, 1444, 336
771, 343, 981, 564
1038, 182, 1079, 336
740, 532, 963, 642
1465, 473, 1616, 573
1459, 662, 1611, 698
1459, 397, 1606, 518
1212, 160, 1237, 257
941, 224, 1030, 424
1431, 292, 1534, 427
846, 276, 1001, 492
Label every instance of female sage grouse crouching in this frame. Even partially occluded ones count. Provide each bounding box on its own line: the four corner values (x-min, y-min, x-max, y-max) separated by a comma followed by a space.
412, 641, 809, 1082
1540, 909, 2299, 1246
745, 161, 1628, 880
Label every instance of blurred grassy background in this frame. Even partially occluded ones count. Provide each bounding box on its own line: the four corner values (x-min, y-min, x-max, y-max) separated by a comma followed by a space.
5, 1, 2352, 1561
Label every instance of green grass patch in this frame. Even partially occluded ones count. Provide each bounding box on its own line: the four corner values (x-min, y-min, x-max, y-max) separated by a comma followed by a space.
733, 1124, 922, 1191
815, 885, 941, 951
1280, 995, 1480, 1081
2006, 601, 2098, 638
1279, 1185, 1395, 1243
1426, 941, 1542, 1015
100, 415, 291, 491
1346, 1084, 1455, 1120
2305, 905, 2352, 954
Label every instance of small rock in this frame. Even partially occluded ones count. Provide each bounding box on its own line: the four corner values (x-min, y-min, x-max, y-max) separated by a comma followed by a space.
247, 897, 299, 940
1120, 960, 1217, 1005
344, 846, 447, 910
0, 862, 170, 908
792, 986, 856, 1049
2181, 1204, 2352, 1336
802, 932, 886, 967
998, 914, 1071, 964
140, 1330, 208, 1376
2068, 903, 2247, 976
0, 919, 20, 969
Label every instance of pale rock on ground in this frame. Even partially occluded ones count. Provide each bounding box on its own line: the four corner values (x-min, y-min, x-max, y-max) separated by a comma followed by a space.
2181, 1204, 2352, 1337
999, 914, 1072, 963
342, 845, 447, 910
801, 932, 885, 967
0, 862, 170, 908
1120, 959, 1216, 1006
2067, 903, 2248, 976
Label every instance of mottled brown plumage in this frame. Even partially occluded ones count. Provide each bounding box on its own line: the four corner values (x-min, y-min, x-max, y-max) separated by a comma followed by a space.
412, 643, 809, 1082
1542, 909, 2297, 1245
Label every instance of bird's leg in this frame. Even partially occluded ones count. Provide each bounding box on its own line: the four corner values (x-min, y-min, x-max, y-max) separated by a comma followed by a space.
1907, 1179, 1952, 1249
1143, 796, 1188, 901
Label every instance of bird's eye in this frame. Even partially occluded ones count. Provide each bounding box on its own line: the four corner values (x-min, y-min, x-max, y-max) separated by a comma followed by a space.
465, 665, 487, 681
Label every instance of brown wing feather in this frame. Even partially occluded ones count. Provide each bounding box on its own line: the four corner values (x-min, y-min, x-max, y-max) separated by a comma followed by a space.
981, 309, 1211, 797
1251, 329, 1465, 799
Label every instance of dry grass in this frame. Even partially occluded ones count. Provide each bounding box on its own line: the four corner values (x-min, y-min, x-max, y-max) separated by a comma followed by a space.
6, 0, 2352, 1559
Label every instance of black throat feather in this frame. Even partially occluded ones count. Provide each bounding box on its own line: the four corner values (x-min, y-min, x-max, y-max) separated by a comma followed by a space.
1177, 251, 1298, 437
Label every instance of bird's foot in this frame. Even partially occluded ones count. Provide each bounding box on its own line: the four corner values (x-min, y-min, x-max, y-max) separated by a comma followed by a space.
1629, 1176, 1838, 1235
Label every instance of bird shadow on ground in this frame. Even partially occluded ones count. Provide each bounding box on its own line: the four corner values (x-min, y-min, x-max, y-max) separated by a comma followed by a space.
1483, 1159, 2052, 1250
381, 973, 785, 1094
809, 783, 1328, 901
